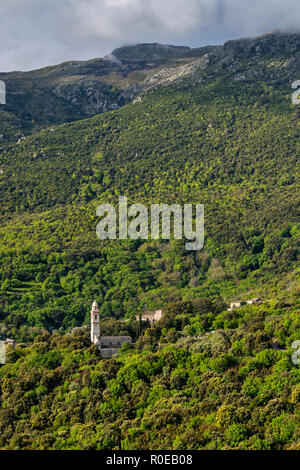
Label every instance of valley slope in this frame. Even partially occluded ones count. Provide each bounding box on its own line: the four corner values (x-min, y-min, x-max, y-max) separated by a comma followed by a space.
0, 31, 299, 451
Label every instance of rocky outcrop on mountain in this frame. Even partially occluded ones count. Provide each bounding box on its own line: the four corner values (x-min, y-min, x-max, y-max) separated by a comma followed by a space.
122, 56, 210, 101
208, 31, 300, 78
214, 31, 300, 60
53, 78, 123, 114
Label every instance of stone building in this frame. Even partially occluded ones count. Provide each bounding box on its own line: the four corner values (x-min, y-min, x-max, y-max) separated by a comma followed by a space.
135, 309, 163, 324
228, 298, 263, 311
90, 301, 132, 357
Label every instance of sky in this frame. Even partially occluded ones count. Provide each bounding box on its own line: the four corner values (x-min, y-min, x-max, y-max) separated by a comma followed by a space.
0, 0, 299, 72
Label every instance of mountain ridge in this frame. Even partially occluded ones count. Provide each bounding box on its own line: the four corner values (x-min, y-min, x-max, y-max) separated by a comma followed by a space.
0, 31, 299, 143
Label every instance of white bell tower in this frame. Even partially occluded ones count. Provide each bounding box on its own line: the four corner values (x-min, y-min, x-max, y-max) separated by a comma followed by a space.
91, 300, 100, 345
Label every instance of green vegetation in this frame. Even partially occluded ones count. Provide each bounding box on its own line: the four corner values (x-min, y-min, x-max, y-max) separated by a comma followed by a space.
0, 32, 299, 449
0, 72, 299, 338
0, 295, 299, 450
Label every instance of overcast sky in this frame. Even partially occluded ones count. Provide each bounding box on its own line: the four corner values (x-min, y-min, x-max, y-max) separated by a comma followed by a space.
0, 0, 299, 72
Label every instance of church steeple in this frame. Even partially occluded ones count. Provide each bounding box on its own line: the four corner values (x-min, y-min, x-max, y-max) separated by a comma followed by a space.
91, 300, 100, 345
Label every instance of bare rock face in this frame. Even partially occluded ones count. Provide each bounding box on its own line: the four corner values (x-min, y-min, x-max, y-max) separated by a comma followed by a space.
53, 78, 122, 115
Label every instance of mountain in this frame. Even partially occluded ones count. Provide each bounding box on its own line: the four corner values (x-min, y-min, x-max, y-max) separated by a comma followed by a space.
1, 30, 298, 143
0, 31, 299, 450
0, 30, 299, 326
0, 42, 215, 141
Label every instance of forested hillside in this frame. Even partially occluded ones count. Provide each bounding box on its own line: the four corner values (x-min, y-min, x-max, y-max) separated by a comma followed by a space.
0, 31, 299, 450
0, 296, 299, 450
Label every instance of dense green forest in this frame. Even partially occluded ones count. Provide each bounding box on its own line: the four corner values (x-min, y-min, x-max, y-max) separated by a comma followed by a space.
0, 73, 299, 337
0, 32, 299, 449
0, 295, 299, 450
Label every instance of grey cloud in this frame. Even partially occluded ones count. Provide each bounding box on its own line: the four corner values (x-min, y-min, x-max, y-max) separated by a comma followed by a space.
0, 0, 299, 72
